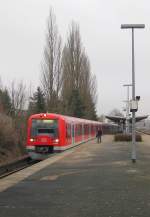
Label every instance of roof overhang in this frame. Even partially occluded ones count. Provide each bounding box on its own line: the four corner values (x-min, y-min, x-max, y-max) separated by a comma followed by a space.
106, 115, 148, 124
105, 116, 126, 124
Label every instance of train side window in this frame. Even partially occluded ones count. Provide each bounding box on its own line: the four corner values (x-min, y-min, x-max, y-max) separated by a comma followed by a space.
66, 124, 71, 138
75, 124, 80, 136
75, 125, 78, 136
76, 124, 82, 136
66, 125, 68, 138
72, 124, 75, 138
85, 124, 89, 135
79, 124, 82, 135
84, 125, 86, 135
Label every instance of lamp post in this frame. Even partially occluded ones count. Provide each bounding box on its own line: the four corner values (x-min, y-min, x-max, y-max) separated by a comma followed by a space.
121, 24, 145, 163
123, 84, 132, 133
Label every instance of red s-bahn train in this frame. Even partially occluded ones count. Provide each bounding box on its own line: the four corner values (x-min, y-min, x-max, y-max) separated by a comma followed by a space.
26, 113, 118, 159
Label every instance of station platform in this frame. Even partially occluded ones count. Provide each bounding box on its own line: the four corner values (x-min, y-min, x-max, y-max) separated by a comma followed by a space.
0, 135, 150, 217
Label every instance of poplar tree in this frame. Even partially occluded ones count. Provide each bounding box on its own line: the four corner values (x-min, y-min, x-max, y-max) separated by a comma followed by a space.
62, 22, 97, 119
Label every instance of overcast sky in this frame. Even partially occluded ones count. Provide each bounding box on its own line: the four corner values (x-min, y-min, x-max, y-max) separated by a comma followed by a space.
0, 0, 150, 116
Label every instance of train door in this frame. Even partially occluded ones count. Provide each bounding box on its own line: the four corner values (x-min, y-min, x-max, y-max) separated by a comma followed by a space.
71, 124, 75, 144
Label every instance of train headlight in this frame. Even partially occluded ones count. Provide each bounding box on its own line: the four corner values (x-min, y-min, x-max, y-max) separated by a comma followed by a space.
53, 139, 59, 143
30, 138, 34, 142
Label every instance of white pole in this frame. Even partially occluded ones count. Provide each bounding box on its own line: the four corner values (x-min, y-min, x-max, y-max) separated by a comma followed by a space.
131, 28, 136, 162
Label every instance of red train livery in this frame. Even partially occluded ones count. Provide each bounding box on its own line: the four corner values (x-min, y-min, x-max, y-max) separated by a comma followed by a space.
26, 113, 117, 159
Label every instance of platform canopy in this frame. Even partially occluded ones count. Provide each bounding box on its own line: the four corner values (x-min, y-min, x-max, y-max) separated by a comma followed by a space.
105, 115, 148, 124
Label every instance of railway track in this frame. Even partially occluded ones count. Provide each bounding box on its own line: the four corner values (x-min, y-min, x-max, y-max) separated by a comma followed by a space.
0, 151, 59, 179
0, 155, 37, 179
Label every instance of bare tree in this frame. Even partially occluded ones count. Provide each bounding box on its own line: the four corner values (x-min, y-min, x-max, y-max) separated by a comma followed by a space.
8, 80, 27, 148
41, 8, 62, 112
0, 77, 3, 90
9, 80, 26, 116
109, 109, 124, 117
98, 114, 106, 122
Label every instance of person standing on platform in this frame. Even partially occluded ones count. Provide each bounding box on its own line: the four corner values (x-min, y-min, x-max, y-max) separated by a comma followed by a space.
96, 128, 102, 143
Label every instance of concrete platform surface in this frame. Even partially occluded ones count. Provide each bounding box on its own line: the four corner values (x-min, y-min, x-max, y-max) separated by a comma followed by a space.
1, 135, 150, 217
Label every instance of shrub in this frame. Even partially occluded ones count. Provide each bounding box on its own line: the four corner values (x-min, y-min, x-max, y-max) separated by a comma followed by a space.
0, 113, 24, 164
114, 133, 142, 142
0, 114, 18, 148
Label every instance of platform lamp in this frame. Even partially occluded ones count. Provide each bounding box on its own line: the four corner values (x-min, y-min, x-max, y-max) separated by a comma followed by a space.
121, 24, 145, 163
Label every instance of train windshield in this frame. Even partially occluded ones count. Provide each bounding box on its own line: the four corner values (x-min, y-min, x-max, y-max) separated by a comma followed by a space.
31, 119, 58, 137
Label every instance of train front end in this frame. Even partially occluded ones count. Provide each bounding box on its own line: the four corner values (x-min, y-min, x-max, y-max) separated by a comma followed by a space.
26, 113, 60, 159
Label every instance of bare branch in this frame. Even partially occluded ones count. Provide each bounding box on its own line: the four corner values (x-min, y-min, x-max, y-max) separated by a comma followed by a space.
9, 80, 26, 115
41, 8, 62, 111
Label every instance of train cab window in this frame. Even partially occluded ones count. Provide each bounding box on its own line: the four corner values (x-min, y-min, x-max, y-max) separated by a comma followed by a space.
31, 119, 58, 138
38, 128, 55, 135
